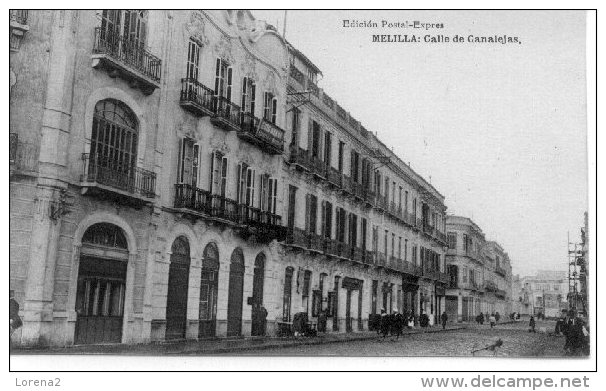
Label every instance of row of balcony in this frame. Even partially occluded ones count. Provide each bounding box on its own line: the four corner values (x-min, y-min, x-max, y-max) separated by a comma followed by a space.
495, 266, 507, 277
174, 183, 286, 241
288, 65, 369, 140
289, 147, 448, 244
180, 78, 285, 154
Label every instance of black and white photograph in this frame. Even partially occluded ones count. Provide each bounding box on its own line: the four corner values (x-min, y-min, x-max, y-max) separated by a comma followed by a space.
7, 7, 597, 376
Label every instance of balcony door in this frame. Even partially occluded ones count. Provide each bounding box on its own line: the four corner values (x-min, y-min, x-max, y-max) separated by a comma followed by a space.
227, 248, 245, 336
199, 243, 219, 338
99, 10, 147, 60
165, 236, 191, 340
89, 99, 138, 192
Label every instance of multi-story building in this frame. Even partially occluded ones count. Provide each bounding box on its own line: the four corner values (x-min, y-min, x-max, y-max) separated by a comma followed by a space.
521, 271, 568, 318
9, 9, 448, 347
444, 216, 512, 322
282, 43, 449, 330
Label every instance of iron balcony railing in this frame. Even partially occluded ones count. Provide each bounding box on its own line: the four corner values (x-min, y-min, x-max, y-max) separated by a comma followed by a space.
10, 10, 28, 25
212, 96, 242, 131
308, 232, 324, 252
342, 174, 353, 194
352, 247, 363, 263
310, 156, 326, 178
401, 260, 421, 276
374, 195, 388, 210
285, 227, 309, 248
377, 252, 387, 267
327, 166, 343, 188
240, 113, 285, 154
179, 78, 215, 116
363, 250, 375, 265
307, 80, 319, 97
92, 27, 161, 83
289, 146, 313, 171
289, 65, 305, 85
174, 184, 283, 229
495, 266, 507, 277
495, 289, 507, 299
352, 181, 365, 200
323, 237, 339, 256
363, 188, 376, 206
337, 241, 352, 259
389, 255, 399, 270
81, 153, 156, 198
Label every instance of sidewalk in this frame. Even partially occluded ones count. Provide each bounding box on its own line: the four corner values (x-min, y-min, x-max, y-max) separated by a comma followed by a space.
12, 325, 465, 356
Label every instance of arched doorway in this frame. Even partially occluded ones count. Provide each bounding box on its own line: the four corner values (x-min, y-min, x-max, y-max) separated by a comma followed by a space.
199, 243, 219, 338
165, 236, 191, 340
251, 253, 265, 336
226, 248, 245, 336
75, 223, 129, 345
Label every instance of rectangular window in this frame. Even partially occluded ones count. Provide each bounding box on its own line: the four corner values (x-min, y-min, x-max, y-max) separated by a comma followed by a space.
412, 198, 417, 219
338, 141, 345, 172
348, 214, 358, 247
305, 194, 318, 234
177, 138, 198, 187
291, 107, 300, 147
447, 233, 457, 249
287, 185, 297, 229
404, 239, 408, 262
384, 230, 389, 255
398, 236, 402, 259
398, 186, 403, 210
311, 120, 322, 159
263, 92, 277, 124
324, 131, 332, 166
384, 177, 390, 202
350, 150, 360, 182
214, 58, 232, 100
236, 163, 256, 206
361, 218, 367, 251
391, 233, 395, 257
282, 268, 293, 321
321, 201, 333, 238
302, 270, 312, 312
371, 280, 378, 315
186, 39, 201, 80
463, 234, 469, 251
372, 225, 378, 253
210, 151, 228, 196
241, 77, 256, 115
260, 175, 278, 214
404, 191, 409, 213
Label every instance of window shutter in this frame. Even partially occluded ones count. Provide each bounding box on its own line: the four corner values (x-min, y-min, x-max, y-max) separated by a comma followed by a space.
214, 58, 221, 95
226, 67, 233, 101
307, 117, 313, 153
241, 77, 248, 111
209, 151, 216, 194
220, 156, 228, 197
236, 163, 243, 203
271, 97, 277, 124
177, 138, 183, 183
250, 83, 256, 115
320, 201, 326, 238
305, 194, 310, 233
191, 143, 199, 188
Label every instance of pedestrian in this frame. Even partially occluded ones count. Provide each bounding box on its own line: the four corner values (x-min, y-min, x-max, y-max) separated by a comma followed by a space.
479, 312, 485, 325
419, 310, 429, 330
489, 313, 496, 329
392, 310, 403, 339
495, 312, 500, 323
528, 315, 536, 332
318, 309, 327, 333
440, 311, 448, 330
259, 304, 268, 336
379, 309, 390, 339
10, 290, 22, 348
407, 311, 415, 329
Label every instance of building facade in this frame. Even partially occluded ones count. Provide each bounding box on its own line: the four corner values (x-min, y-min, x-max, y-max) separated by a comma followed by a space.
444, 216, 513, 322
10, 9, 449, 347
520, 271, 568, 318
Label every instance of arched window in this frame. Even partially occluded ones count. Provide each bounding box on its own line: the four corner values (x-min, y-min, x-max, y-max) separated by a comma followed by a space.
82, 222, 128, 249
90, 99, 138, 176
199, 243, 219, 338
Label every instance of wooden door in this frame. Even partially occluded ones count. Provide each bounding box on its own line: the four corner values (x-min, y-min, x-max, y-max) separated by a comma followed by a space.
345, 289, 352, 332
165, 237, 190, 340
199, 243, 219, 338
251, 253, 265, 336
227, 248, 245, 336
74, 257, 127, 345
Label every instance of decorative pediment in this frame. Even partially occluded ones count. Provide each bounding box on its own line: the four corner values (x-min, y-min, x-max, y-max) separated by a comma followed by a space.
210, 134, 230, 155
185, 11, 210, 46
263, 70, 279, 96
214, 35, 235, 64
240, 53, 258, 81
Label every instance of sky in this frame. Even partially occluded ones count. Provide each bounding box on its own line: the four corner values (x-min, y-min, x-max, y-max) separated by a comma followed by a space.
253, 10, 588, 277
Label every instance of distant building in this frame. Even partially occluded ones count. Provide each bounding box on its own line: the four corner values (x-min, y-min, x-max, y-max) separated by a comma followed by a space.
520, 271, 568, 318
444, 216, 512, 322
